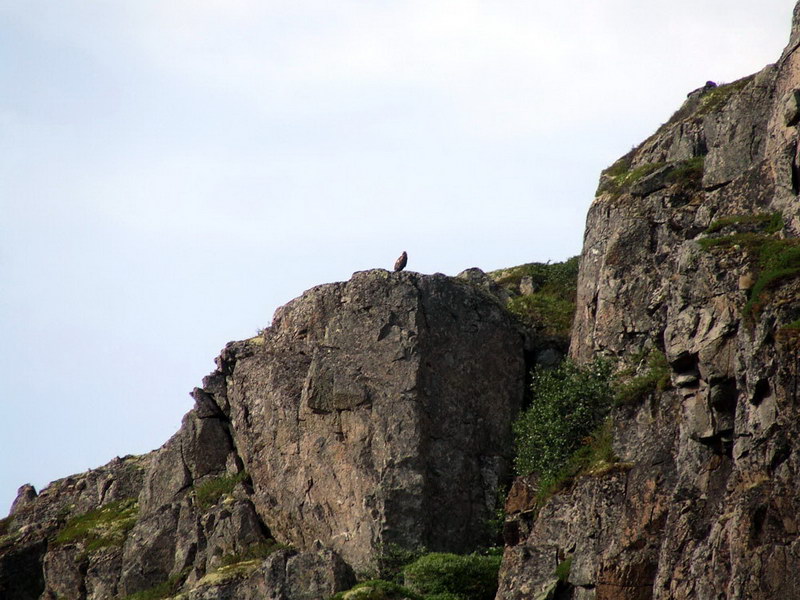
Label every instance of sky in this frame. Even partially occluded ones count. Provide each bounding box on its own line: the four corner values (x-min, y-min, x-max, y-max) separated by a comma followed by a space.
1, 0, 796, 513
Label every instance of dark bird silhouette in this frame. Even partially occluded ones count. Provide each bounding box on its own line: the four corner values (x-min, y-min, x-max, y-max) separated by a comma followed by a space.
393, 251, 408, 272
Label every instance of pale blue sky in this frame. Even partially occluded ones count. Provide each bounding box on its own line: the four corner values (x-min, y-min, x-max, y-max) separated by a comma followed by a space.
1, 1, 795, 513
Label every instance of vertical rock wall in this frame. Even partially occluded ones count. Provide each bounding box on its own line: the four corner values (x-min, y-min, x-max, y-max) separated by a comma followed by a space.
202, 269, 527, 571
499, 6, 800, 599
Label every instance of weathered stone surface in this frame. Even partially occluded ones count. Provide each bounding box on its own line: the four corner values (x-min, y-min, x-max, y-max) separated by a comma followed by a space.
0, 268, 527, 598
201, 269, 527, 570
500, 4, 800, 598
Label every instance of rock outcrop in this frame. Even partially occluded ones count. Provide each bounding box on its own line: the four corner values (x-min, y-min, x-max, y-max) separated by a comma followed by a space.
498, 6, 800, 599
0, 269, 528, 599
5, 5, 800, 599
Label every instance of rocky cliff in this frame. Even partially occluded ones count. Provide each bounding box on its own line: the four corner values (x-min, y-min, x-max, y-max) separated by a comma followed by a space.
4, 5, 800, 600
498, 5, 800, 600
0, 270, 530, 599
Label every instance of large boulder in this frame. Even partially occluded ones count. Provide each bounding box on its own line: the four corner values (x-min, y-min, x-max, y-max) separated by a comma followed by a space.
201, 269, 527, 571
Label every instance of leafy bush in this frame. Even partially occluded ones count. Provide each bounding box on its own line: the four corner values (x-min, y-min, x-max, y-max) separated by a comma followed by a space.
55, 498, 138, 554
534, 419, 618, 501
513, 359, 613, 480
614, 350, 671, 406
376, 543, 427, 582
506, 295, 575, 338
330, 579, 423, 600
194, 471, 248, 510
403, 553, 501, 600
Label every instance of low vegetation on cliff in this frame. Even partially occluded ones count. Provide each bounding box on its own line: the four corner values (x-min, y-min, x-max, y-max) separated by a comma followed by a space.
614, 349, 671, 406
596, 156, 705, 198
333, 551, 501, 600
699, 211, 800, 319
193, 471, 249, 510
490, 257, 579, 341
55, 498, 139, 555
513, 359, 615, 496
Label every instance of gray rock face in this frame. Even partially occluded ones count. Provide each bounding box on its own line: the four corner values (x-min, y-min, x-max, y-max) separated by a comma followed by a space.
0, 268, 527, 598
500, 5, 800, 599
202, 269, 527, 570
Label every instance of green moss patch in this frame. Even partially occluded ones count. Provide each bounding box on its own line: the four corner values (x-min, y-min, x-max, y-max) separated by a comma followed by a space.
666, 156, 705, 187
555, 557, 572, 583
55, 498, 138, 554
698, 212, 800, 319
194, 471, 248, 511
597, 161, 665, 197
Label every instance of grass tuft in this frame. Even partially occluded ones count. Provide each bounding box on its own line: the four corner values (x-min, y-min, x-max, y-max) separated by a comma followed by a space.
555, 557, 572, 583
491, 257, 579, 340
614, 350, 671, 406
55, 498, 138, 554
194, 471, 249, 511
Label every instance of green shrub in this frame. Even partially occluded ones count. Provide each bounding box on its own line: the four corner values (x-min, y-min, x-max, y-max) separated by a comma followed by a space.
403, 553, 501, 600
614, 350, 671, 406
513, 359, 613, 480
330, 579, 423, 600
375, 543, 427, 582
506, 294, 575, 338
194, 471, 248, 510
55, 498, 138, 554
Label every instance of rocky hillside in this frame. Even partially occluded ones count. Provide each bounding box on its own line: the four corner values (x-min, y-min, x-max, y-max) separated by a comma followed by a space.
498, 4, 800, 599
0, 270, 534, 599
4, 4, 800, 600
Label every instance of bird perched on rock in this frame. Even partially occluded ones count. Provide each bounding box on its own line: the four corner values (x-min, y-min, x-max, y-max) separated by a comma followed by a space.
393, 251, 408, 272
